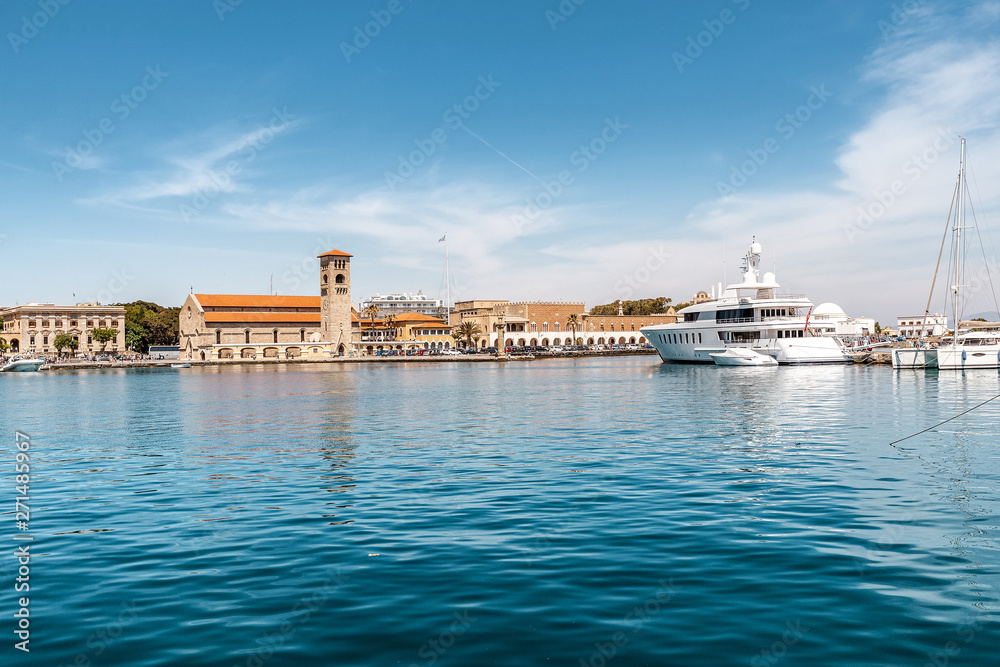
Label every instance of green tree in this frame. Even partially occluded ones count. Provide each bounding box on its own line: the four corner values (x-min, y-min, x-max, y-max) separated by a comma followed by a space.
91, 327, 118, 353
565, 313, 580, 346
53, 333, 76, 357
119, 301, 180, 353
589, 297, 672, 316
0, 337, 10, 354
874, 322, 882, 334
454, 321, 482, 348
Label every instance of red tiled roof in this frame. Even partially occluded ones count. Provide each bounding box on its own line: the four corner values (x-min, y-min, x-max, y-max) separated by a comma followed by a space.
195, 294, 320, 309
317, 249, 352, 258
204, 312, 321, 324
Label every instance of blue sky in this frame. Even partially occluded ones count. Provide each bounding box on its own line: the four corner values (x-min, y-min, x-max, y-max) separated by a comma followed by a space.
3, 0, 1000, 322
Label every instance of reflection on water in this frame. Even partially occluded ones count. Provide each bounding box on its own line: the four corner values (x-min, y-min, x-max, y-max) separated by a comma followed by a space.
0, 359, 997, 666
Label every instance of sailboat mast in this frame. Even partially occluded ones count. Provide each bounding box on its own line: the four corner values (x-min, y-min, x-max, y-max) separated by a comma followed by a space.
954, 137, 965, 347
445, 233, 451, 325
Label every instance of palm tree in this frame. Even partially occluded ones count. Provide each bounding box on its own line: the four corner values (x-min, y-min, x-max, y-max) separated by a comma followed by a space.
566, 313, 580, 347
383, 314, 397, 344
454, 321, 482, 349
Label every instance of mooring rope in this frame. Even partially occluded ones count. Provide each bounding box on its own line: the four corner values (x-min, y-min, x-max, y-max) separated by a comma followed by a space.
889, 390, 1000, 445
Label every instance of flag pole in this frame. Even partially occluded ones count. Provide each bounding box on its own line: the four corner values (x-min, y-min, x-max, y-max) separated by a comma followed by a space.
445, 233, 451, 325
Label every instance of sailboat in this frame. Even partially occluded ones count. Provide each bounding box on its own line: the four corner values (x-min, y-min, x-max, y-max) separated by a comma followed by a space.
892, 138, 1000, 370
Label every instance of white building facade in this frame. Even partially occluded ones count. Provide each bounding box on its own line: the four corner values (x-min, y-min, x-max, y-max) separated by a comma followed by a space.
897, 314, 947, 339
359, 291, 443, 317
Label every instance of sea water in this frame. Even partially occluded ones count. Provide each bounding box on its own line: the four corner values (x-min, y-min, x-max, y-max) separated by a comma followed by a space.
2, 357, 997, 665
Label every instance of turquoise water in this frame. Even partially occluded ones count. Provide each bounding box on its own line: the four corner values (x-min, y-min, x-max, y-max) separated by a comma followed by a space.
3, 357, 998, 666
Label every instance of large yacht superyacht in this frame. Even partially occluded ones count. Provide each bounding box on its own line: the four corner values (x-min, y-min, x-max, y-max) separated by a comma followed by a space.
641, 240, 850, 365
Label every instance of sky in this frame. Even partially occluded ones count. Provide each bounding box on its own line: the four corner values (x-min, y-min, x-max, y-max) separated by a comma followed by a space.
3, 0, 1000, 323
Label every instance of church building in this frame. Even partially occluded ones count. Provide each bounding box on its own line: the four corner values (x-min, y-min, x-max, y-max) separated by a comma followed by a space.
179, 249, 353, 361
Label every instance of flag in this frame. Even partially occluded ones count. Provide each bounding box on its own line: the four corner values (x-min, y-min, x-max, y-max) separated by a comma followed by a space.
438, 234, 446, 243
803, 307, 812, 333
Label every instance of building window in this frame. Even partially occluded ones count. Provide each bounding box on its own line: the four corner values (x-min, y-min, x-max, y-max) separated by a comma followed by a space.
323, 274, 329, 284
273, 329, 278, 343
530, 322, 537, 332
300, 329, 305, 342
245, 330, 251, 344
43, 336, 48, 346
336, 274, 345, 284
215, 330, 221, 345
542, 322, 549, 332
554, 323, 560, 331
30, 336, 35, 346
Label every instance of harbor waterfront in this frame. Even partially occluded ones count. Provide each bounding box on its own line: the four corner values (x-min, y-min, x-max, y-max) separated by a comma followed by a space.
3, 356, 998, 665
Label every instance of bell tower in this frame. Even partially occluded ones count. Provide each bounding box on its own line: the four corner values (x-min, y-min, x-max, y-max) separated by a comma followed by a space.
317, 249, 352, 356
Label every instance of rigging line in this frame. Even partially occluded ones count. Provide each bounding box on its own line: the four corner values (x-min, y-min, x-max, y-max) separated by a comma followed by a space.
457, 125, 547, 186
965, 150, 1000, 274
889, 390, 1000, 445
967, 196, 1000, 319
924, 176, 958, 331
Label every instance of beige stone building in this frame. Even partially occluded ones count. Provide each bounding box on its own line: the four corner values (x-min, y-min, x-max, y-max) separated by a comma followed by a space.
1, 303, 126, 356
352, 311, 454, 354
179, 249, 353, 361
453, 300, 677, 348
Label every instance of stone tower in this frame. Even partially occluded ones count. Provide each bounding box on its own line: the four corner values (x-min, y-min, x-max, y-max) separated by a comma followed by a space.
317, 249, 352, 356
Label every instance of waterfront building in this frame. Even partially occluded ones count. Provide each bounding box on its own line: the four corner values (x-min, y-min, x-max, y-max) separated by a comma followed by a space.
178, 249, 353, 361
896, 314, 947, 339
453, 300, 677, 348
359, 291, 443, 318
809, 303, 876, 336
352, 311, 454, 354
1, 303, 126, 355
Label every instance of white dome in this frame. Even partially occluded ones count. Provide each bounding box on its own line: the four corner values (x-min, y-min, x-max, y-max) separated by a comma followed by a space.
750, 242, 762, 254
813, 302, 848, 318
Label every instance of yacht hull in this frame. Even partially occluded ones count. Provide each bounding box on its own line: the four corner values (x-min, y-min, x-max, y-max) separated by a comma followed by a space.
642, 324, 849, 365
891, 348, 938, 369
936, 345, 1000, 370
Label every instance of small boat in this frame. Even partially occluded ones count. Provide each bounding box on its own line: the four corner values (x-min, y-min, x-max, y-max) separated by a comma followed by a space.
170, 363, 192, 368
1, 358, 45, 372
710, 348, 778, 366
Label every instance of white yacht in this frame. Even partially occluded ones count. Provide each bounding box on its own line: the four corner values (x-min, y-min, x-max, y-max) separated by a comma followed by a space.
641, 240, 850, 365
1, 357, 45, 372
891, 138, 1000, 370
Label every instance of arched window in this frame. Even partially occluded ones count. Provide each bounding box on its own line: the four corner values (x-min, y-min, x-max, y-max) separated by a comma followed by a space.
530, 322, 537, 332
554, 322, 560, 331
335, 274, 345, 284
273, 329, 278, 343
215, 330, 221, 345
323, 274, 329, 284
245, 330, 251, 344
300, 329, 305, 342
